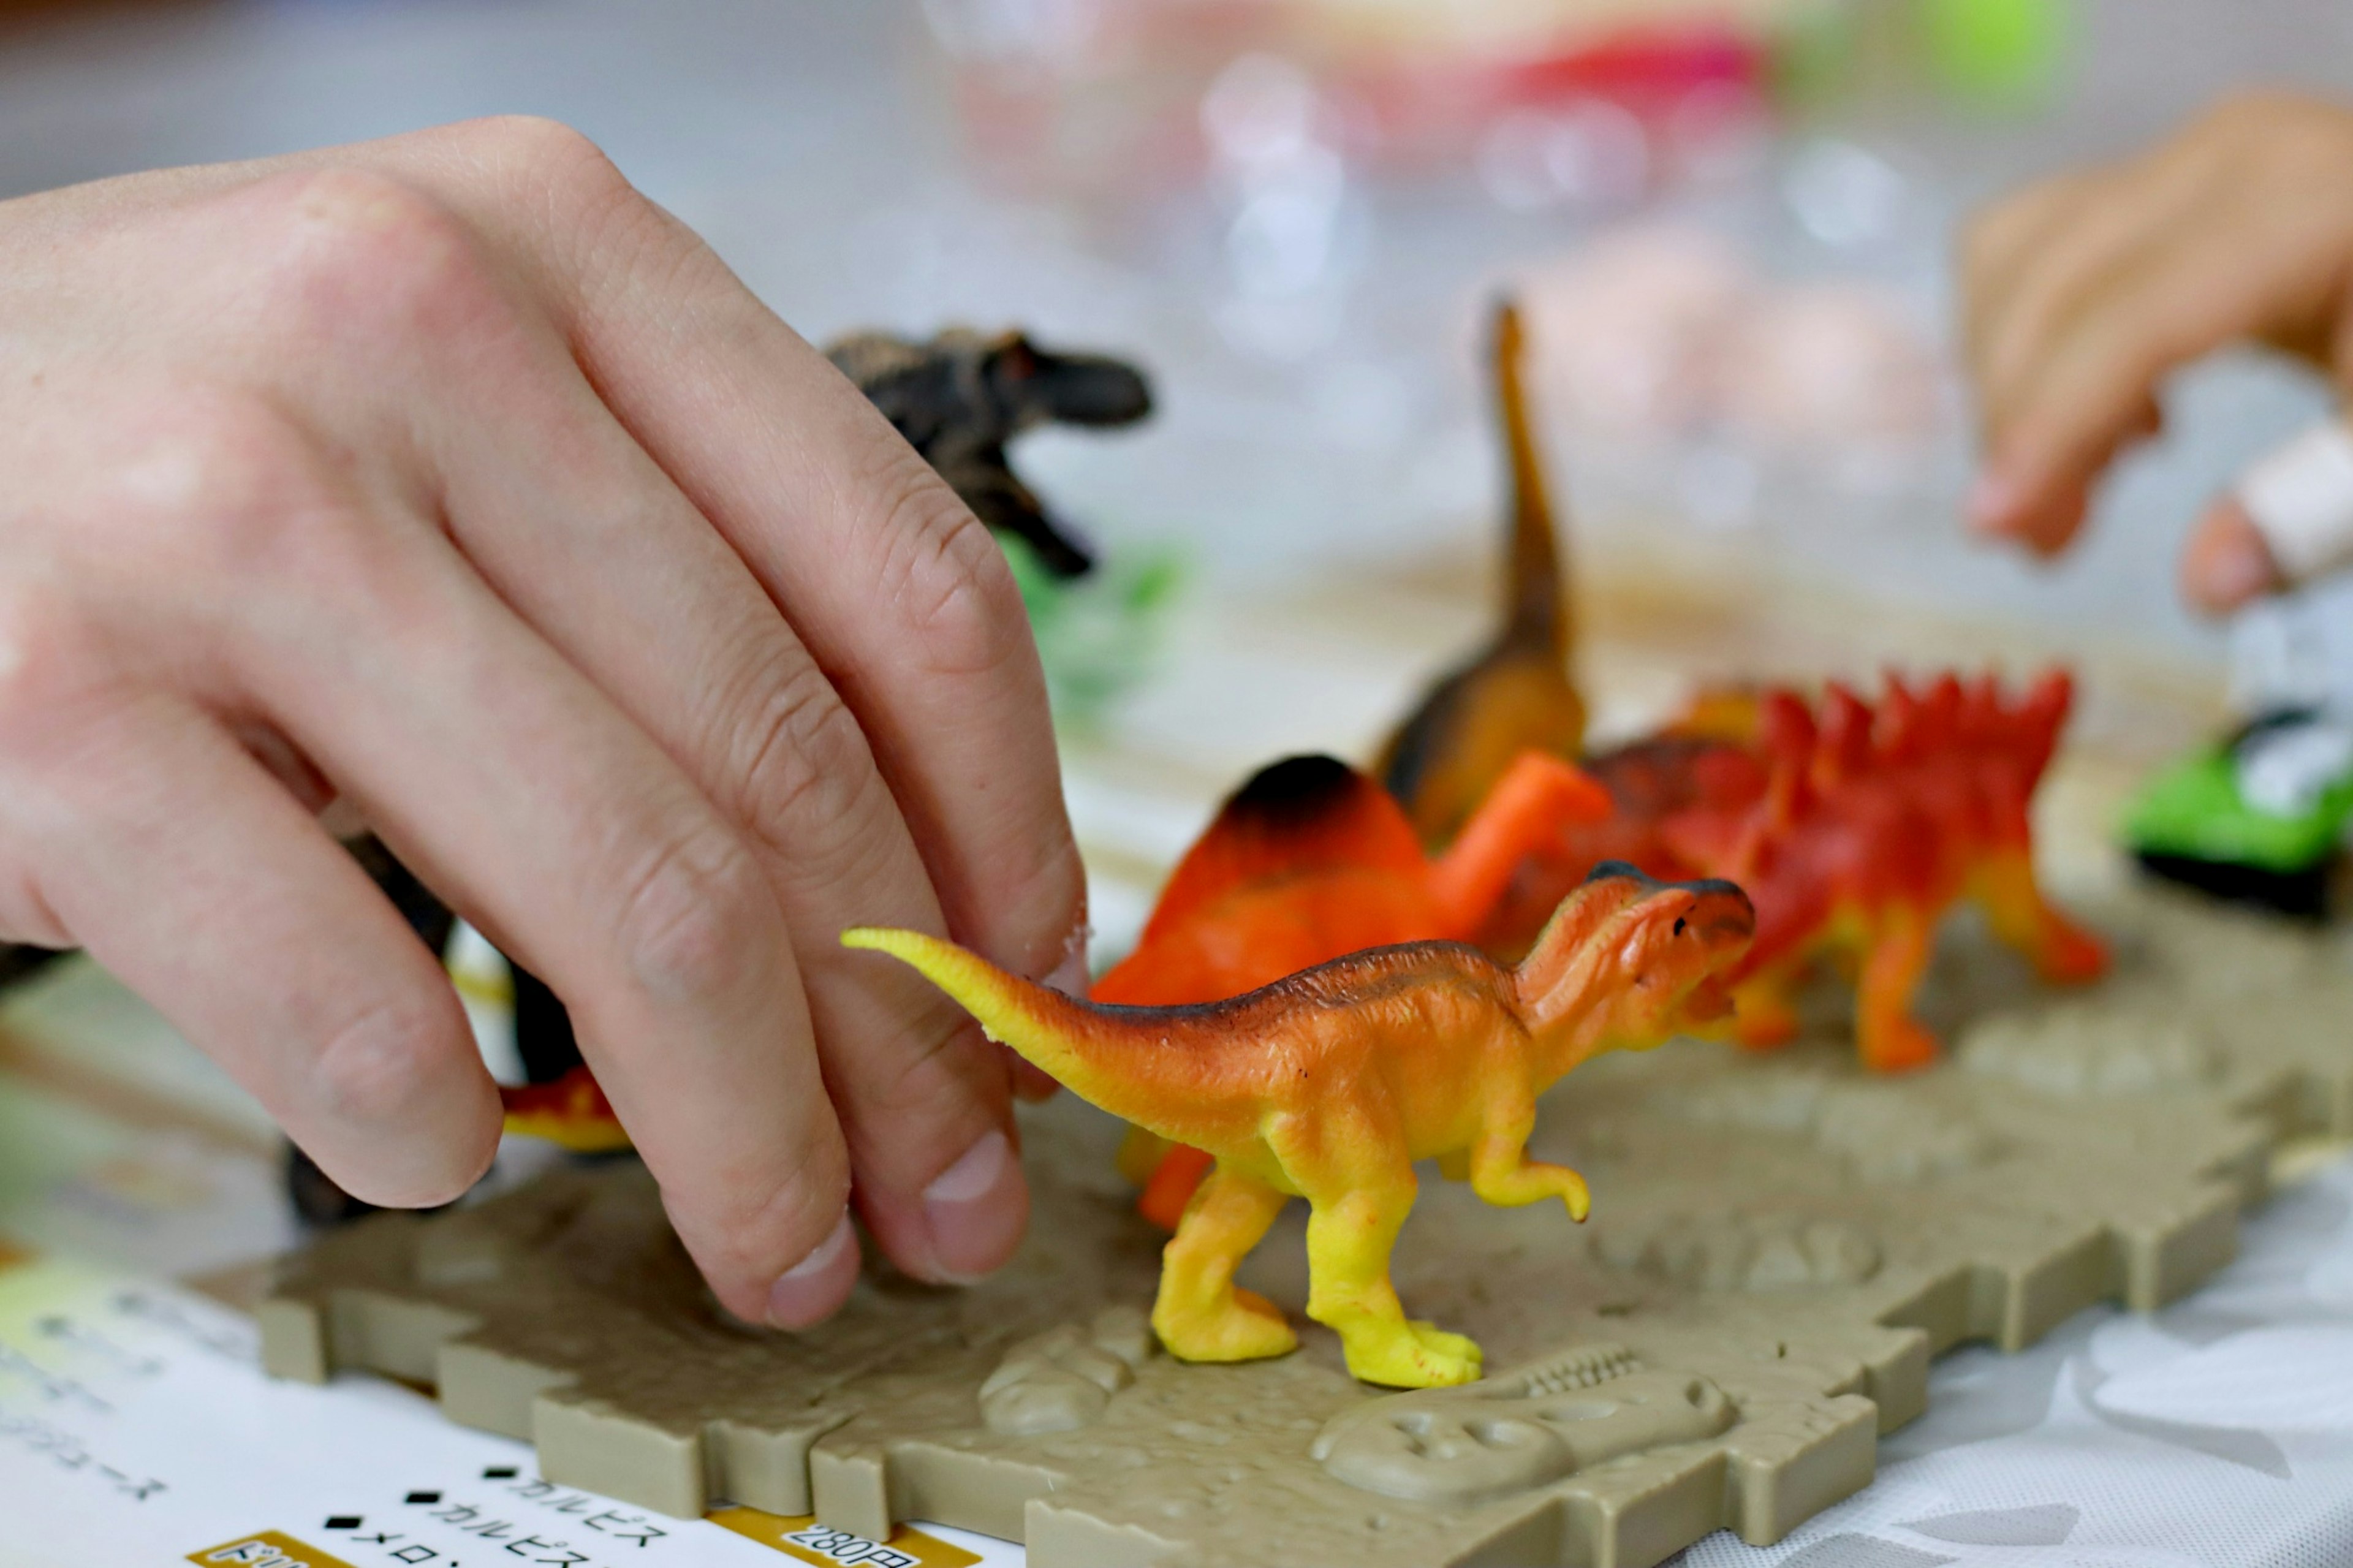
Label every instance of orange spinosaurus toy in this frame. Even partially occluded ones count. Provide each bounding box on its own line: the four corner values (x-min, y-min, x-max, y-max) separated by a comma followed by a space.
846, 862, 1754, 1388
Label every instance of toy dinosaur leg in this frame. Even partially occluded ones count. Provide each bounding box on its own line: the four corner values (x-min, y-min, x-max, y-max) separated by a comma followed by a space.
1116, 1124, 1172, 1188
1974, 847, 2109, 984
1857, 903, 1938, 1072
1427, 752, 1611, 933
1151, 1167, 1297, 1364
1279, 1117, 1477, 1388
1466, 1113, 1591, 1221
1138, 1144, 1216, 1231
1727, 970, 1801, 1050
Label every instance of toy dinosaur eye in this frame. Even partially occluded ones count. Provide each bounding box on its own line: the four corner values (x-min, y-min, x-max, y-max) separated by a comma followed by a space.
1673, 917, 1687, 936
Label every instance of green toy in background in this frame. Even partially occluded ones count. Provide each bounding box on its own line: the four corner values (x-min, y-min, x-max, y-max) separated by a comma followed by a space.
1920, 0, 2072, 105
824, 324, 1183, 732
2124, 709, 2353, 919
1002, 531, 1185, 732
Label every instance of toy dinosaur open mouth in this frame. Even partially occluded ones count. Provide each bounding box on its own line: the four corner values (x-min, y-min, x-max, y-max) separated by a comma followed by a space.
1681, 973, 1735, 1025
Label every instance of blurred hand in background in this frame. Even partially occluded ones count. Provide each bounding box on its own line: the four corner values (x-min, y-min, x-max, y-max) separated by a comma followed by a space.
0, 118, 1089, 1330
1961, 90, 2353, 615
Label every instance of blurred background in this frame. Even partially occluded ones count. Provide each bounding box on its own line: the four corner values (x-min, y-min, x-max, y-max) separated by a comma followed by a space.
7, 0, 2352, 950
3, 0, 2349, 655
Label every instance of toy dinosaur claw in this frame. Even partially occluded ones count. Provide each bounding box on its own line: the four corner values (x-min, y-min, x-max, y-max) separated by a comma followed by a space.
2034, 924, 2112, 985
1861, 1018, 1940, 1075
1154, 1287, 1298, 1365
1344, 1323, 1485, 1389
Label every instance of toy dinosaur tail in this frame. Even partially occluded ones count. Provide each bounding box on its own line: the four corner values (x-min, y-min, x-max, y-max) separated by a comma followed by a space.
843, 928, 1257, 1140
499, 1067, 631, 1154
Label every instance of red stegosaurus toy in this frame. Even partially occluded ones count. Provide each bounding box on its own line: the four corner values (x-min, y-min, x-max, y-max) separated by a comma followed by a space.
1480, 670, 2109, 1074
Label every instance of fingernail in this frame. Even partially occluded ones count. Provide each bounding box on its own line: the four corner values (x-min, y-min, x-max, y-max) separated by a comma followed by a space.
1966, 470, 2020, 534
2185, 501, 2283, 615
1047, 949, 1091, 998
1046, 922, 1091, 998
2208, 530, 2281, 607
763, 1211, 858, 1330
922, 1128, 1027, 1282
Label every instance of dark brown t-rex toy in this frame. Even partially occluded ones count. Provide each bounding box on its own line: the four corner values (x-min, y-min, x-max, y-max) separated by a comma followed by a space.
825, 327, 1153, 578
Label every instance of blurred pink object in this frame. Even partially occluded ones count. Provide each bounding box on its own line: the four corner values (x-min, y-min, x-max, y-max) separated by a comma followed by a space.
1716, 282, 1942, 452
1520, 225, 1747, 434
1520, 228, 1944, 462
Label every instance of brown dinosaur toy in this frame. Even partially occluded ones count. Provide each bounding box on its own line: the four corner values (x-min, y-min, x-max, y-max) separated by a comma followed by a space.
825, 326, 1153, 578
1375, 300, 1585, 847
846, 863, 1754, 1389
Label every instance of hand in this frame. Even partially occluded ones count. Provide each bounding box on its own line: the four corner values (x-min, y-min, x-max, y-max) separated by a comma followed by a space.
1960, 91, 2353, 612
0, 119, 1089, 1327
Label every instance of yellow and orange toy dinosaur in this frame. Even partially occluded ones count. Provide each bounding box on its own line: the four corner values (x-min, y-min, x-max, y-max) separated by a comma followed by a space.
847, 863, 1754, 1388
1094, 748, 1612, 1225
496, 1070, 629, 1153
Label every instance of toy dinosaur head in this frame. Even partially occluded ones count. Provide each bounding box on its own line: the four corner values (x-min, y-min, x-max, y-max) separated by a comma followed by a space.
1511, 862, 1754, 1055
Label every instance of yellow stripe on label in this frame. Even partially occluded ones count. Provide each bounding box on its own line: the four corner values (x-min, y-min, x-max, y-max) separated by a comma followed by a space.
707, 1507, 982, 1567
186, 1531, 358, 1568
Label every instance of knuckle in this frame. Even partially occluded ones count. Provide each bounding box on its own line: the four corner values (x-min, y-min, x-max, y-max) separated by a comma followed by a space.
672, 1131, 849, 1286
453, 114, 673, 269
854, 1003, 998, 1129
252, 167, 496, 343
723, 653, 894, 875
464, 114, 626, 200
871, 460, 1033, 682
611, 821, 776, 1001
724, 654, 898, 871
733, 1159, 843, 1252
112, 388, 369, 588
0, 582, 96, 734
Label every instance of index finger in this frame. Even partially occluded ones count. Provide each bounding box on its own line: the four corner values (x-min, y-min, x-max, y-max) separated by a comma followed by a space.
410, 123, 1091, 995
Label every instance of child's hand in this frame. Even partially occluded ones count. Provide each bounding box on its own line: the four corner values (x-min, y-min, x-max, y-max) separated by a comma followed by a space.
1961, 91, 2353, 610
0, 119, 1090, 1329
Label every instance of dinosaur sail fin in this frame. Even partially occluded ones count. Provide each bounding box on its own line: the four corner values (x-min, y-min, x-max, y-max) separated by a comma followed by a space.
1128, 756, 1427, 950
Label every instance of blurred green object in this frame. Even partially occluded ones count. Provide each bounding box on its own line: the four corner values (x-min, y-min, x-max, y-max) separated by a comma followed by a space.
1001, 533, 1184, 730
1771, 0, 1861, 110
2126, 746, 2350, 875
2123, 713, 2353, 918
1920, 0, 2071, 106
1773, 0, 2071, 113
